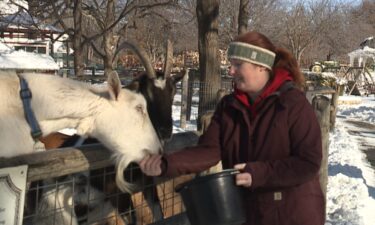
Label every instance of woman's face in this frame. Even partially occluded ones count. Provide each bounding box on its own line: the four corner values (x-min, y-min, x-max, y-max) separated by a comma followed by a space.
229, 59, 270, 94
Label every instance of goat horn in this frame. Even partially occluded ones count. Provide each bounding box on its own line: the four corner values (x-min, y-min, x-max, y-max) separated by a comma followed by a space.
163, 39, 173, 78
117, 40, 156, 78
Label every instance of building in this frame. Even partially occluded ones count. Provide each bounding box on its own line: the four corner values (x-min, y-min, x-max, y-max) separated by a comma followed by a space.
348, 37, 375, 67
0, 10, 64, 54
0, 42, 59, 74
0, 2, 72, 68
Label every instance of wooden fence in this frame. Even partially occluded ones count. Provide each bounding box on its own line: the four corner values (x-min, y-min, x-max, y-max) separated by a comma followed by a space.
0, 132, 199, 225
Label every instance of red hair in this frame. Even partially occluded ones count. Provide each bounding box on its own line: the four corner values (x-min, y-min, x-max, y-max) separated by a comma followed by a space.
233, 31, 305, 89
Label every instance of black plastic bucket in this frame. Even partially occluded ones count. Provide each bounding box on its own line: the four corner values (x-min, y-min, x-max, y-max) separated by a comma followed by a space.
175, 169, 246, 225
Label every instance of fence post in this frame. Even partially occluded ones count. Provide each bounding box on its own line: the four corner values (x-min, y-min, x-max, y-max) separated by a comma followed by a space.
63, 69, 68, 78
330, 85, 341, 131
180, 69, 189, 129
186, 70, 195, 121
312, 95, 330, 211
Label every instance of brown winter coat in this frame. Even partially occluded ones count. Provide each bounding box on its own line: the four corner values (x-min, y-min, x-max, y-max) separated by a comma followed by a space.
163, 82, 325, 225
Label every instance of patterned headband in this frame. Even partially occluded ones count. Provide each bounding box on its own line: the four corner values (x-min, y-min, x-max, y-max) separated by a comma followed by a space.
227, 42, 276, 70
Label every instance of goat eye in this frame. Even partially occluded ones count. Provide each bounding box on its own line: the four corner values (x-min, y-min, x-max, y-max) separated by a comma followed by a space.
135, 104, 144, 114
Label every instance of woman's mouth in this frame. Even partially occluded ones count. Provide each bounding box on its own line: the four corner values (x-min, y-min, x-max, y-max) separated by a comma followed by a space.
234, 76, 244, 83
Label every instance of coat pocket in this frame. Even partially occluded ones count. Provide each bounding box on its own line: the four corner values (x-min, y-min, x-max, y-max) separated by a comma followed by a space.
256, 191, 285, 225
282, 188, 325, 225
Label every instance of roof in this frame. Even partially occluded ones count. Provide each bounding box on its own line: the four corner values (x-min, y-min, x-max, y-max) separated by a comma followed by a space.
348, 46, 375, 58
0, 10, 63, 33
360, 36, 375, 49
0, 42, 13, 53
0, 50, 59, 70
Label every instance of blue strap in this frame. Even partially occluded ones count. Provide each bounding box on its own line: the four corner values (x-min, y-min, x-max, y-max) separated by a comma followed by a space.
18, 74, 43, 140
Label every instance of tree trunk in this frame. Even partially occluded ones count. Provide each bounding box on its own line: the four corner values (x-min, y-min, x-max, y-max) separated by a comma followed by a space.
238, 0, 250, 35
73, 0, 85, 78
28, 0, 39, 17
196, 0, 221, 117
103, 0, 117, 76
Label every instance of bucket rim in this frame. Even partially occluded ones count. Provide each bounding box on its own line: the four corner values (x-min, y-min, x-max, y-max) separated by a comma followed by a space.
175, 169, 240, 192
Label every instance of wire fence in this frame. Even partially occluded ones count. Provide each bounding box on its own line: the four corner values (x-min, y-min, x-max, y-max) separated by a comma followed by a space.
0, 141, 197, 225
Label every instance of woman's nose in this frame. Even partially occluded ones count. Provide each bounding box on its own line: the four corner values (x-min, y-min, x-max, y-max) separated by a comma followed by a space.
228, 66, 235, 76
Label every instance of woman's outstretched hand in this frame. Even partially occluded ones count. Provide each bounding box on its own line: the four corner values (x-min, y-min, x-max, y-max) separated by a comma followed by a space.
139, 154, 163, 176
234, 163, 252, 188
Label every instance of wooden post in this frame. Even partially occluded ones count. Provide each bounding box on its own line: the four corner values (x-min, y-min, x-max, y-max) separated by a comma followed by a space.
312, 95, 330, 211
62, 69, 68, 78
186, 70, 194, 121
330, 85, 342, 131
180, 69, 189, 129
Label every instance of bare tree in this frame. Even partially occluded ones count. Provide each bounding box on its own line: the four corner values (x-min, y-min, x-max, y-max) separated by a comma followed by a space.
10, 0, 89, 76
172, 0, 198, 52
82, 0, 181, 74
218, 0, 239, 47
282, 0, 375, 67
8, 0, 180, 75
196, 0, 221, 115
238, 0, 250, 35
282, 0, 335, 64
73, 0, 85, 76
315, 4, 354, 63
348, 0, 375, 45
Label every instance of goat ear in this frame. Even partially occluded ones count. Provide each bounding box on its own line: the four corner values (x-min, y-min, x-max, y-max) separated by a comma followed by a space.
107, 71, 122, 100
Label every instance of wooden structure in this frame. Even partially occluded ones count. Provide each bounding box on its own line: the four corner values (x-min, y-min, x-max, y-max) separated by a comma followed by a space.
333, 66, 374, 96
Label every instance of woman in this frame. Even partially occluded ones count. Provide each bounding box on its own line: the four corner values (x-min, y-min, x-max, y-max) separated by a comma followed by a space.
139, 31, 325, 225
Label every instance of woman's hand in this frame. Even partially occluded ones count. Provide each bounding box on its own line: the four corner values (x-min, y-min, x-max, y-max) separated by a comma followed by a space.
139, 154, 163, 176
234, 163, 252, 188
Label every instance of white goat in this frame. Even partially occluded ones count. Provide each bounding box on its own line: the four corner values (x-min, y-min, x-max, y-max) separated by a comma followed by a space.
0, 71, 162, 192
32, 178, 79, 225
33, 174, 126, 225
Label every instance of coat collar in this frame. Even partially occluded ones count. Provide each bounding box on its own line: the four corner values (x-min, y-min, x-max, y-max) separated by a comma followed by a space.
232, 68, 293, 117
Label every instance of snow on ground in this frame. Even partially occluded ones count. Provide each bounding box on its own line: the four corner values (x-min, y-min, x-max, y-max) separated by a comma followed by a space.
321, 96, 375, 225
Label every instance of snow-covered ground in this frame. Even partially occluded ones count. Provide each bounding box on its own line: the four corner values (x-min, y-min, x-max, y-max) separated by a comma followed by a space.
325, 96, 375, 225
